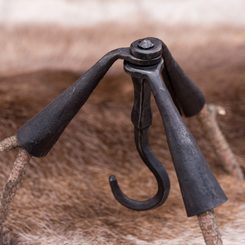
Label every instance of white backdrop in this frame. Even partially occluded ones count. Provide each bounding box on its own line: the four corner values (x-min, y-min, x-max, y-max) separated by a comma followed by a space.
0, 0, 244, 27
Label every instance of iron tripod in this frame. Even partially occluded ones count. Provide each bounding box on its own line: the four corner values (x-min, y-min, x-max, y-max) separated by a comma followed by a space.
0, 37, 227, 244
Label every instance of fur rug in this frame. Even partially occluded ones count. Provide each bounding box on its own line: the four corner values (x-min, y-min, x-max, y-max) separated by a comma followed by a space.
0, 24, 244, 244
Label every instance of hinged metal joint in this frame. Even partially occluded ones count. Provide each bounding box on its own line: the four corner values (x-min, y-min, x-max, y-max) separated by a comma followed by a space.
16, 37, 227, 216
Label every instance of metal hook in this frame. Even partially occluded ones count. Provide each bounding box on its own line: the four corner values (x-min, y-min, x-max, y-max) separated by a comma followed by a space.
10, 36, 226, 216
109, 77, 170, 211
124, 58, 227, 217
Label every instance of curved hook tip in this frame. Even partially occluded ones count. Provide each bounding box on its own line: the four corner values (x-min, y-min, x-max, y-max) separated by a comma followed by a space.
109, 175, 120, 194
109, 174, 169, 211
109, 175, 116, 182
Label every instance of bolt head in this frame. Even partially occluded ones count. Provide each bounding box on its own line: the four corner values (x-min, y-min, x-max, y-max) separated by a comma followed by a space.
137, 39, 154, 49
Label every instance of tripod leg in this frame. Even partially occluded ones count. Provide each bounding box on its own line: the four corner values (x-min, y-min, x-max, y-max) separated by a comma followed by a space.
0, 136, 18, 152
198, 210, 223, 245
124, 59, 227, 245
198, 104, 243, 180
0, 143, 30, 233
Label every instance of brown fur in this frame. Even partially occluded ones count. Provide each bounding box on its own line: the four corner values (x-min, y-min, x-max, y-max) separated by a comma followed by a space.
0, 24, 244, 244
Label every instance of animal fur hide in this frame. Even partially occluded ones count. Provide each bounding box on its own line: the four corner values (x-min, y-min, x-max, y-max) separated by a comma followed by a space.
0, 24, 244, 244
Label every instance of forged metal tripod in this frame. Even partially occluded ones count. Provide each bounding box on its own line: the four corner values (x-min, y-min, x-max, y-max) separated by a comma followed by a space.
0, 37, 227, 242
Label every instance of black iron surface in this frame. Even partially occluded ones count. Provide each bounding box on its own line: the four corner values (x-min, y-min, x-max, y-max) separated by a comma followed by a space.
16, 37, 227, 215
161, 42, 205, 117
109, 76, 170, 210
124, 58, 227, 216
17, 47, 160, 157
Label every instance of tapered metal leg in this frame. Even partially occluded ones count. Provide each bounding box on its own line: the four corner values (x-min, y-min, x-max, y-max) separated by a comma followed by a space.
124, 60, 227, 217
